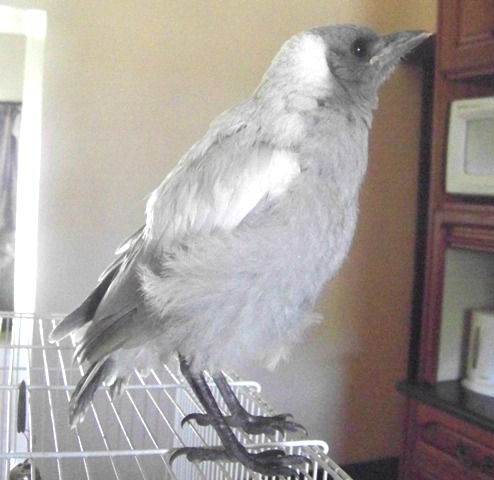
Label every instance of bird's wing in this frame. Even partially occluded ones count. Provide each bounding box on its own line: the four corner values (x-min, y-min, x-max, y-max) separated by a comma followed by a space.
145, 137, 301, 248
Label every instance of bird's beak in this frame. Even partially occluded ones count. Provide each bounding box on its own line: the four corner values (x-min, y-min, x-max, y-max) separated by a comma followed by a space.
370, 30, 432, 66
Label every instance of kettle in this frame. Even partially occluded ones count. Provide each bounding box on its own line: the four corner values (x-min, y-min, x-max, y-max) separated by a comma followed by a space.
463, 309, 494, 397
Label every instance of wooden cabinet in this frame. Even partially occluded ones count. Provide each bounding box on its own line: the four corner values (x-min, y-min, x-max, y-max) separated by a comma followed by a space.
399, 1, 494, 480
403, 401, 494, 479
440, 0, 494, 77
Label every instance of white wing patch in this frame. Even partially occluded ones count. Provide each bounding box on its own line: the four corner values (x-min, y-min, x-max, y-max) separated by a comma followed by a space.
213, 149, 300, 230
147, 149, 300, 243
265, 149, 301, 199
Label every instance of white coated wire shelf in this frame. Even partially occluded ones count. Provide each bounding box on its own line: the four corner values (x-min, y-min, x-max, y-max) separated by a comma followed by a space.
0, 313, 352, 480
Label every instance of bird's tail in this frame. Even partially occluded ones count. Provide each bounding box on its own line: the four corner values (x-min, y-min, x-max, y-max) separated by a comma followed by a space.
69, 357, 116, 427
51, 226, 145, 427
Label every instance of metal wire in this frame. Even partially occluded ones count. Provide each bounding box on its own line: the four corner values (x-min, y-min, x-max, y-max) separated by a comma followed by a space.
0, 313, 353, 480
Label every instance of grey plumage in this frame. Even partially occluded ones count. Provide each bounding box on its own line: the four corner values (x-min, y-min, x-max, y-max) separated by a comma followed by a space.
51, 24, 429, 431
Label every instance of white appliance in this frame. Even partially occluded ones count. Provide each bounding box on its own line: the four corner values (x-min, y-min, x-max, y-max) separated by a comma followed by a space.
463, 309, 494, 397
446, 95, 494, 197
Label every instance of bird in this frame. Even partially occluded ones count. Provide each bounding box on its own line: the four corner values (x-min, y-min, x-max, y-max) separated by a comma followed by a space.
50, 24, 430, 477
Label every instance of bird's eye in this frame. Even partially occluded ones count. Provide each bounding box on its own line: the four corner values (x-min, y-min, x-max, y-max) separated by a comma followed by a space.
351, 39, 368, 58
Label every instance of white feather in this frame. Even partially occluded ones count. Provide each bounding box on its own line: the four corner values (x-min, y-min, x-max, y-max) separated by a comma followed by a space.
147, 148, 300, 243
208, 149, 300, 230
292, 34, 330, 88
265, 150, 300, 198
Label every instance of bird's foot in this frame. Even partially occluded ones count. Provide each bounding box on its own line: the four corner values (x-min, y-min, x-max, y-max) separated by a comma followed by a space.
234, 412, 307, 437
170, 445, 310, 477
182, 411, 307, 437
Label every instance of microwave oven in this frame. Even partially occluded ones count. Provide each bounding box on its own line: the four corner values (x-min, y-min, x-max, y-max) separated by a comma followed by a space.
446, 96, 494, 197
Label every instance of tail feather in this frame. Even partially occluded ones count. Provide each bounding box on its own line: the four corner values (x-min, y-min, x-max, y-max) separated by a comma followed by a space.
69, 357, 115, 427
49, 264, 120, 343
56, 227, 147, 427
74, 308, 136, 364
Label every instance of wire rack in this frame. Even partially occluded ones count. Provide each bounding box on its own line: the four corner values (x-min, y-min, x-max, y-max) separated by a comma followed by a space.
0, 313, 352, 480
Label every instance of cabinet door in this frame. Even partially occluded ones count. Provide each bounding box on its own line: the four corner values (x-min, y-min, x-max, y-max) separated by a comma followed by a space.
414, 402, 494, 479
440, 0, 494, 76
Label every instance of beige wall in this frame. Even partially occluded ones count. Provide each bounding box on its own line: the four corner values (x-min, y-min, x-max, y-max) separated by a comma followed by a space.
0, 33, 25, 101
2, 0, 437, 465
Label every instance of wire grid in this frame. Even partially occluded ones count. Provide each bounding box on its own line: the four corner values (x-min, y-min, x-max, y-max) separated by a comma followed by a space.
0, 313, 352, 480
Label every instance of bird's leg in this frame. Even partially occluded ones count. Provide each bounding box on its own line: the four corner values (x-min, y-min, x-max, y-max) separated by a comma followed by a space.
183, 371, 306, 436
171, 356, 309, 477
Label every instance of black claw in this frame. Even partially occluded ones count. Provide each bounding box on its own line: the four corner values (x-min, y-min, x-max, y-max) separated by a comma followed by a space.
170, 446, 228, 465
181, 412, 211, 428
290, 421, 308, 437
